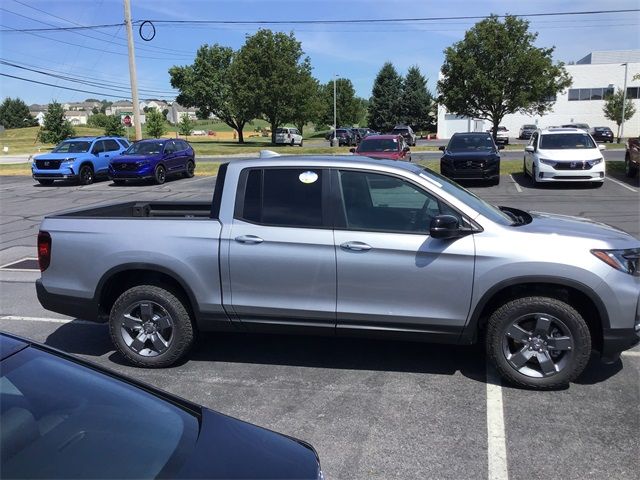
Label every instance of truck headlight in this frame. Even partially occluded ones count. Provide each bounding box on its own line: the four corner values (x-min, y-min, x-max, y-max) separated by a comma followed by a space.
592, 248, 640, 276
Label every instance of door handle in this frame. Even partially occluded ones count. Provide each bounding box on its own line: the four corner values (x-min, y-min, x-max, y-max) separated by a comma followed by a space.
340, 241, 371, 251
235, 235, 264, 244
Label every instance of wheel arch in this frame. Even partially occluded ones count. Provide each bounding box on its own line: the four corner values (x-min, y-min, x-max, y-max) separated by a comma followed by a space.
463, 276, 608, 351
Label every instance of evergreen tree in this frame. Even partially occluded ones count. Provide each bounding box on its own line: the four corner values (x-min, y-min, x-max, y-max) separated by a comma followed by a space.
37, 101, 75, 144
145, 109, 166, 138
0, 97, 38, 129
368, 63, 403, 132
401, 66, 434, 132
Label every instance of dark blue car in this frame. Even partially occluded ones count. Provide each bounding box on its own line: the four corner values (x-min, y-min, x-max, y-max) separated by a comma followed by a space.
109, 138, 195, 185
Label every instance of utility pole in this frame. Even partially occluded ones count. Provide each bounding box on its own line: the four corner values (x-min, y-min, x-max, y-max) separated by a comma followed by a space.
619, 62, 629, 143
123, 0, 142, 140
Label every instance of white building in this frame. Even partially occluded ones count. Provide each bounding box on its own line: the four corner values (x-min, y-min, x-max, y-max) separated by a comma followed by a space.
167, 103, 198, 124
437, 50, 640, 139
64, 111, 89, 125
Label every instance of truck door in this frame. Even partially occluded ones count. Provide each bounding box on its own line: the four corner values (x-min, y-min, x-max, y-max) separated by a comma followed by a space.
332, 169, 475, 340
225, 167, 336, 332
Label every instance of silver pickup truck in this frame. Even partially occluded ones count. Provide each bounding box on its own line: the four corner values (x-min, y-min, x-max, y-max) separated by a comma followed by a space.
36, 157, 640, 389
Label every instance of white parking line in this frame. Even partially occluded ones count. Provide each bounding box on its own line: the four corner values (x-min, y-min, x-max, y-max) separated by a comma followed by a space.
606, 177, 638, 193
0, 315, 100, 326
622, 351, 640, 358
509, 175, 522, 193
486, 362, 509, 480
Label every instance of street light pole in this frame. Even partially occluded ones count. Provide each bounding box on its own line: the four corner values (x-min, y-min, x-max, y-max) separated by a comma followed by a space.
333, 75, 337, 147
619, 62, 629, 143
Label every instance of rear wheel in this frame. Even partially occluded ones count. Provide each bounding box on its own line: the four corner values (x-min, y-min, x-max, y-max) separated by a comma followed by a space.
109, 285, 195, 368
154, 165, 166, 185
37, 179, 54, 186
625, 154, 638, 177
486, 296, 591, 389
184, 160, 195, 178
79, 165, 94, 185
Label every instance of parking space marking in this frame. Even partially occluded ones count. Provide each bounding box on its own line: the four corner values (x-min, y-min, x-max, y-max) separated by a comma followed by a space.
486, 362, 509, 480
0, 315, 99, 326
509, 175, 522, 193
622, 351, 640, 358
606, 177, 638, 193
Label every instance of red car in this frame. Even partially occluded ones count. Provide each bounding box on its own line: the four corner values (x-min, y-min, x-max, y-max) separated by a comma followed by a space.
350, 134, 412, 161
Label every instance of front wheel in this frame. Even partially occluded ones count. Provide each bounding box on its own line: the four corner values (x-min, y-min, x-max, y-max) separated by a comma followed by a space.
522, 158, 528, 177
184, 160, 195, 178
299, 139, 304, 147
154, 165, 166, 185
79, 165, 94, 185
486, 296, 591, 389
625, 154, 638, 178
109, 285, 195, 368
531, 164, 538, 186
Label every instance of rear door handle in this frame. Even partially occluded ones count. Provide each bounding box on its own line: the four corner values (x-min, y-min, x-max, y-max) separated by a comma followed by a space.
340, 241, 371, 251
235, 235, 263, 244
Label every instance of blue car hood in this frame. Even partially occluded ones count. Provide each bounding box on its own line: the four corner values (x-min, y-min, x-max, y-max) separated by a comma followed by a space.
34, 152, 88, 160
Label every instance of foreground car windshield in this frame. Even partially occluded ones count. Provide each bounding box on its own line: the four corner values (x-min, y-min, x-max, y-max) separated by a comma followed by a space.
124, 142, 163, 155
358, 138, 398, 152
540, 133, 596, 149
52, 141, 91, 153
1, 347, 198, 478
420, 167, 514, 226
448, 135, 495, 151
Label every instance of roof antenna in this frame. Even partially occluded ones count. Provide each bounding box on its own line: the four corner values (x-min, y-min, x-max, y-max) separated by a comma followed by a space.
259, 150, 280, 159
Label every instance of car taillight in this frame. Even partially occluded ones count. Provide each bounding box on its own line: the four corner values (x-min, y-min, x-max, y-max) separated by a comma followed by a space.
38, 231, 51, 272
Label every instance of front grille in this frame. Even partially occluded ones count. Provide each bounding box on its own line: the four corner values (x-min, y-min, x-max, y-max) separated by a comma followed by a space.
454, 159, 486, 169
35, 160, 62, 169
113, 162, 139, 171
553, 161, 593, 170
552, 175, 592, 180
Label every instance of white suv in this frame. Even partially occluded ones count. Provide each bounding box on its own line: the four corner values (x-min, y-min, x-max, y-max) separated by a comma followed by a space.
275, 127, 303, 146
524, 128, 606, 187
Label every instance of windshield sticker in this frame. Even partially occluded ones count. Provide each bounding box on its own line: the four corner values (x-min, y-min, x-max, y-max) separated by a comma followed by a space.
419, 172, 443, 188
299, 171, 319, 184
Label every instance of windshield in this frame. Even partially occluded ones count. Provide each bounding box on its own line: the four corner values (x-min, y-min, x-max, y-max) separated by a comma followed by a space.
123, 142, 164, 155
276, 128, 287, 134
419, 167, 514, 226
448, 135, 495, 151
540, 133, 596, 149
1, 347, 198, 478
392, 128, 409, 134
52, 141, 91, 153
358, 138, 399, 152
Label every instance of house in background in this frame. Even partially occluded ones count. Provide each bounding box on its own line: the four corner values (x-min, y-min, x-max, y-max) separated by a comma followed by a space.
64, 111, 89, 125
106, 100, 134, 116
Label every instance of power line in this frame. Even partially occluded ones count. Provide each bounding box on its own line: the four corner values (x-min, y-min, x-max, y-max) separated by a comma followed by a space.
0, 72, 138, 99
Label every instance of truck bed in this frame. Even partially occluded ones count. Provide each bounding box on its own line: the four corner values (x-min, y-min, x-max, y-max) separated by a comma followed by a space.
53, 201, 213, 219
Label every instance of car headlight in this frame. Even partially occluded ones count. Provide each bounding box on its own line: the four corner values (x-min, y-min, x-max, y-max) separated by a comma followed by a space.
587, 158, 603, 166
539, 158, 556, 166
61, 157, 76, 164
592, 248, 640, 276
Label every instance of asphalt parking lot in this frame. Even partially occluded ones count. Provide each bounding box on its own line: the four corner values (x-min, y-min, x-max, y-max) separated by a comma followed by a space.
0, 168, 638, 480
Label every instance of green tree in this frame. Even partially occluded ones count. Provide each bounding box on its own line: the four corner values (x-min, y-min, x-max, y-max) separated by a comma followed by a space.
355, 97, 369, 127
368, 63, 403, 132
37, 101, 75, 144
318, 78, 361, 128
401, 66, 434, 132
603, 89, 637, 141
145, 109, 166, 138
169, 44, 255, 143
233, 29, 313, 144
178, 113, 194, 136
438, 15, 572, 140
0, 97, 38, 129
99, 100, 111, 114
104, 115, 125, 137
87, 112, 109, 128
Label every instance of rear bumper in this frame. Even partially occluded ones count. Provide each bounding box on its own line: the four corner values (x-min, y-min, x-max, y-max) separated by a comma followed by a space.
36, 279, 102, 322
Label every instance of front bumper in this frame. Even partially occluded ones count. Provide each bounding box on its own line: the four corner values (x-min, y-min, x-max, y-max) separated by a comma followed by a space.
109, 164, 154, 179
441, 161, 500, 181
32, 165, 78, 180
535, 161, 605, 182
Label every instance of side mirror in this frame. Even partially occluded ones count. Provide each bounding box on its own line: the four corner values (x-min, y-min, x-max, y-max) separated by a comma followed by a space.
438, 146, 446, 152
525, 145, 535, 153
349, 148, 356, 154
430, 215, 462, 240
598, 144, 606, 151
498, 145, 505, 150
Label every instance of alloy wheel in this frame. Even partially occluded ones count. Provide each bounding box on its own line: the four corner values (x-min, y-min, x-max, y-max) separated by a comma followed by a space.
119, 301, 174, 357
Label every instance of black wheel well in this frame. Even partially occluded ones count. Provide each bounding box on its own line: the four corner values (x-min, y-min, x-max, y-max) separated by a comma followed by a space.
79, 161, 94, 171
476, 283, 603, 352
98, 269, 195, 323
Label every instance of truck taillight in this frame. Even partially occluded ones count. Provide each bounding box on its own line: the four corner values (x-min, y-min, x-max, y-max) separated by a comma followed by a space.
38, 231, 51, 272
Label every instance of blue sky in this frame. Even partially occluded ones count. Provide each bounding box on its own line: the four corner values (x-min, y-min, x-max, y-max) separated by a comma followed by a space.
1, 0, 639, 105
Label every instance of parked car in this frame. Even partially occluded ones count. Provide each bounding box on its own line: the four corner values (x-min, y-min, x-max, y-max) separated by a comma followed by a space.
523, 128, 606, 187
625, 136, 640, 177
590, 126, 614, 143
36, 156, 640, 389
518, 124, 537, 140
109, 139, 195, 185
562, 123, 590, 132
487, 126, 509, 145
439, 132, 502, 184
349, 128, 363, 144
330, 128, 355, 146
358, 128, 375, 138
391, 125, 417, 146
350, 134, 411, 161
275, 127, 303, 146
0, 332, 322, 479
31, 136, 130, 186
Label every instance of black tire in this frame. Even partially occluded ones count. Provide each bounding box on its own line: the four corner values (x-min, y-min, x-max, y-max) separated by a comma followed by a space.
486, 296, 591, 389
184, 160, 195, 178
154, 165, 166, 185
490, 176, 500, 186
109, 285, 195, 368
531, 164, 538, 186
37, 179, 54, 186
290, 139, 295, 147
299, 139, 304, 147
523, 158, 528, 178
625, 154, 638, 178
591, 181, 604, 188
79, 165, 94, 185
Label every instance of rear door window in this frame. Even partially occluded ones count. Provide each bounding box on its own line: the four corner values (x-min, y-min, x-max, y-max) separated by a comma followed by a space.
103, 139, 121, 152
91, 141, 105, 154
